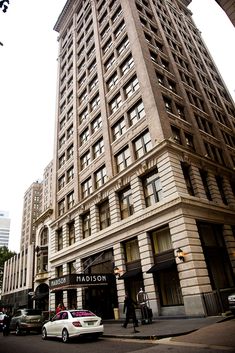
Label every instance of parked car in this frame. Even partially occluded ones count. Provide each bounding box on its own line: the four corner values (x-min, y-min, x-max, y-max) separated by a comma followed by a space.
228, 293, 235, 314
0, 312, 5, 331
42, 309, 103, 343
9, 308, 43, 335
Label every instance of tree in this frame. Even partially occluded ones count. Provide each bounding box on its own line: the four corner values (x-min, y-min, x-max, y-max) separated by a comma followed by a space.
0, 246, 16, 290
0, 0, 10, 13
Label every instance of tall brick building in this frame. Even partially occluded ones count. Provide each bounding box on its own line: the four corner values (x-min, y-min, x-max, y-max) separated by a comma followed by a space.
47, 0, 235, 318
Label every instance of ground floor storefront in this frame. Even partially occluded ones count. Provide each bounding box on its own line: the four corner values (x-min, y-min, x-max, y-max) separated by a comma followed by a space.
47, 219, 235, 319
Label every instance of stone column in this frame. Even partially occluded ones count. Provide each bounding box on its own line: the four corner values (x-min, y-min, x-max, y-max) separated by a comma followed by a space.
169, 216, 211, 316
113, 242, 126, 318
137, 231, 160, 316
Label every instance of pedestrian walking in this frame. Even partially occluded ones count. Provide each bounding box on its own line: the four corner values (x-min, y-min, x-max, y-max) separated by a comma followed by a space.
2, 311, 11, 336
122, 292, 139, 331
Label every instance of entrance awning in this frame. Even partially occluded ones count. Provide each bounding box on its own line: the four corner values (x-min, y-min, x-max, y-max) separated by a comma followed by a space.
146, 259, 176, 273
119, 268, 142, 279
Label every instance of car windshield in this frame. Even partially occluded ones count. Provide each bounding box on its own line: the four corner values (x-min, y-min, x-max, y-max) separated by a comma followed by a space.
23, 309, 41, 315
70, 310, 96, 318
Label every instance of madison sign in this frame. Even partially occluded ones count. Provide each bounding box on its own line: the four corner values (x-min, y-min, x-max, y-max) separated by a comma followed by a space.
49, 273, 112, 289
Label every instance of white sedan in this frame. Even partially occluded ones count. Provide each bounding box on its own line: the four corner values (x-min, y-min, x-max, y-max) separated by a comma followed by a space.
42, 309, 103, 343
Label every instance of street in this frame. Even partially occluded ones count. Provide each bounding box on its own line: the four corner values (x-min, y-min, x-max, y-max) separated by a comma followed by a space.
0, 332, 234, 353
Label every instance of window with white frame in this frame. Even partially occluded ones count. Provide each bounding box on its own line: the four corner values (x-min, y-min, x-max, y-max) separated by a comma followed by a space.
109, 94, 122, 114
133, 130, 152, 159
94, 165, 107, 189
81, 178, 93, 198
81, 150, 91, 170
93, 138, 104, 159
112, 117, 126, 141
115, 147, 131, 172
128, 100, 145, 125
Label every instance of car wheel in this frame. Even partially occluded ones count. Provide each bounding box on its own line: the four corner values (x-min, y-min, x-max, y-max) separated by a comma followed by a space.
15, 324, 21, 336
42, 327, 47, 340
62, 328, 69, 343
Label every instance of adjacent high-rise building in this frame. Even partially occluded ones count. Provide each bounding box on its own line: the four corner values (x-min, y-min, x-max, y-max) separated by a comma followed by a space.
47, 0, 235, 319
215, 0, 235, 26
20, 181, 43, 251
0, 211, 10, 248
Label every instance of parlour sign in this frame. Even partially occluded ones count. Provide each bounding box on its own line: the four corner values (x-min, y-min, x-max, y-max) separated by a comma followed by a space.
49, 273, 111, 289
75, 274, 108, 284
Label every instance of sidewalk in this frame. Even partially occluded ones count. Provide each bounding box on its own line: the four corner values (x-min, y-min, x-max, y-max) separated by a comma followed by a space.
103, 315, 235, 343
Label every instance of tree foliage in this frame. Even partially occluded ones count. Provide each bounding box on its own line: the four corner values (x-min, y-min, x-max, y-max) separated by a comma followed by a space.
0, 246, 16, 289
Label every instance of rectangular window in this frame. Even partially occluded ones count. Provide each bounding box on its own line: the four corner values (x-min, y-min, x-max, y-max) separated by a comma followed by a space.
120, 54, 134, 76
181, 162, 195, 196
56, 265, 63, 277
79, 108, 89, 124
99, 200, 111, 230
115, 147, 131, 172
67, 166, 74, 183
68, 221, 75, 245
112, 117, 126, 141
90, 94, 100, 111
104, 53, 115, 71
81, 178, 92, 198
59, 154, 66, 168
109, 94, 122, 114
91, 114, 102, 134
94, 166, 107, 189
199, 169, 212, 201
119, 186, 134, 219
67, 144, 74, 160
117, 36, 129, 55
58, 199, 65, 216
80, 128, 90, 145
124, 238, 140, 262
57, 229, 63, 251
151, 227, 172, 254
124, 75, 139, 98
58, 175, 65, 191
142, 169, 163, 207
67, 191, 75, 209
128, 100, 145, 126
93, 138, 104, 159
81, 151, 91, 170
67, 261, 76, 274
133, 130, 152, 159
107, 72, 118, 91
82, 212, 91, 238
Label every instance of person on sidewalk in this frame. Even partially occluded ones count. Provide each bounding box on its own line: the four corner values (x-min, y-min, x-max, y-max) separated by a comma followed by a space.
122, 292, 139, 329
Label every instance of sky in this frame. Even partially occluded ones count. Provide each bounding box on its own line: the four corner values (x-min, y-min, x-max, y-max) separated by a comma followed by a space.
0, 0, 234, 253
